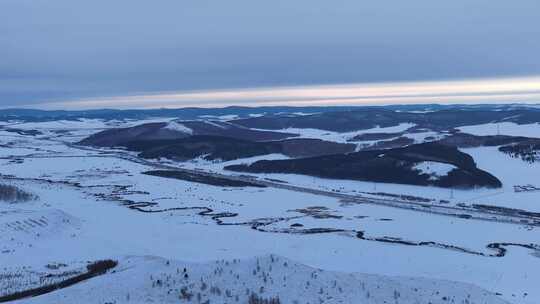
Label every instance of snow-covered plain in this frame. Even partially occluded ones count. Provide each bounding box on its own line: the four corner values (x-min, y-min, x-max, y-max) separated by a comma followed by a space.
0, 121, 538, 303
458, 122, 540, 138
181, 144, 540, 213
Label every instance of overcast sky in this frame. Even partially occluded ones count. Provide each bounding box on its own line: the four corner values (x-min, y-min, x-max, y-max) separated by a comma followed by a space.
1, 0, 539, 109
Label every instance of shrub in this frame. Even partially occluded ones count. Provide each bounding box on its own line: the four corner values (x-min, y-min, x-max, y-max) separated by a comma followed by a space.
248, 293, 281, 304
0, 184, 37, 203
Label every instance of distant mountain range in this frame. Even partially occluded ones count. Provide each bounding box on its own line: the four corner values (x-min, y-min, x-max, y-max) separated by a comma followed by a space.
1, 103, 539, 122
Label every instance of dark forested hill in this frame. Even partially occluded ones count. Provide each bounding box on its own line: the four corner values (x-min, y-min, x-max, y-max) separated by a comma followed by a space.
226, 142, 502, 189
123, 136, 355, 161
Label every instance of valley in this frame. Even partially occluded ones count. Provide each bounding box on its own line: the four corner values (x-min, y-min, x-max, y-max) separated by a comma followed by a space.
0, 105, 539, 303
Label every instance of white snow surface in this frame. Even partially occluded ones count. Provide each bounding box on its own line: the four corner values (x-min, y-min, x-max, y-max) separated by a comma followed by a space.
15, 255, 508, 304
0, 120, 539, 304
199, 114, 239, 121
458, 122, 540, 138
258, 123, 416, 144
164, 121, 194, 134
291, 111, 320, 116
413, 161, 457, 180
0, 152, 535, 303
3, 119, 109, 130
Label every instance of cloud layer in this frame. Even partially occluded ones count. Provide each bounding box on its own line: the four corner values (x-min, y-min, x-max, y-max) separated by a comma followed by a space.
36, 76, 540, 109
1, 0, 539, 108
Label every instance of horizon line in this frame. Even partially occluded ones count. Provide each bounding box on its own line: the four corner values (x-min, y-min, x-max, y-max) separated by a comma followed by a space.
12, 75, 540, 110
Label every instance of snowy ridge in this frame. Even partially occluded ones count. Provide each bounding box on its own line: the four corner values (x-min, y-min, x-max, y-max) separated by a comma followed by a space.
19, 255, 509, 304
